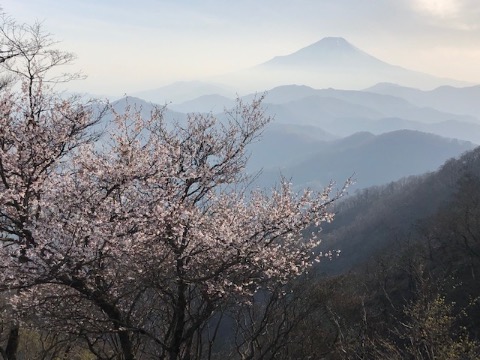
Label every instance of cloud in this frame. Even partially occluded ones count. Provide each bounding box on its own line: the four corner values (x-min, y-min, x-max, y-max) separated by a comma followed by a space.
411, 0, 480, 30
413, 0, 458, 18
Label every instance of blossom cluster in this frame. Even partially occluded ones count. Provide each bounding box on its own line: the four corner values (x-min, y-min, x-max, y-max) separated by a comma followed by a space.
0, 84, 348, 356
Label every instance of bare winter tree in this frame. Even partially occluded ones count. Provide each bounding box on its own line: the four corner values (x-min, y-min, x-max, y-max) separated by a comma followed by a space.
0, 14, 83, 88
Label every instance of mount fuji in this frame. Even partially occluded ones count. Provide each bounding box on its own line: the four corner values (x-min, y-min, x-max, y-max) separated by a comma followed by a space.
212, 37, 469, 92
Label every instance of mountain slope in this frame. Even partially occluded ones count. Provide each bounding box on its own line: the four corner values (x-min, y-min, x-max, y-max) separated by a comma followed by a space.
367, 82, 480, 118
319, 145, 480, 273
242, 85, 480, 142
252, 130, 475, 191
169, 94, 235, 113
130, 81, 235, 105
213, 37, 469, 92
246, 122, 336, 172
329, 117, 480, 143
242, 85, 476, 124
261, 37, 390, 69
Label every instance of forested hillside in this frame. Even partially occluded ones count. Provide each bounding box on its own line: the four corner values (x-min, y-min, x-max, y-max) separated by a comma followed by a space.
203, 147, 480, 359
321, 147, 480, 272
258, 147, 480, 358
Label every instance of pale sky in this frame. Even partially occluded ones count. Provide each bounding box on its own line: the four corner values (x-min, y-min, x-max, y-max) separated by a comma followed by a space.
3, 0, 480, 96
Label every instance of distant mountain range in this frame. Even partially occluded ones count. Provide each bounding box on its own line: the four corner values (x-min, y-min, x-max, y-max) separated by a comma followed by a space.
105, 84, 479, 192
250, 129, 475, 191
130, 81, 235, 105
366, 82, 480, 118
102, 39, 480, 194
167, 83, 480, 144
125, 37, 473, 104
255, 85, 480, 143
211, 37, 470, 92
169, 94, 236, 113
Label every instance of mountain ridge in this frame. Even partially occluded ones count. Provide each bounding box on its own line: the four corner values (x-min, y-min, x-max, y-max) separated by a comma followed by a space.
260, 37, 394, 69
252, 129, 475, 191
211, 37, 471, 91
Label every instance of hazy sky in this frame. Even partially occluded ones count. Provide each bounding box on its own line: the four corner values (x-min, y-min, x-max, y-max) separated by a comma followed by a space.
3, 0, 480, 95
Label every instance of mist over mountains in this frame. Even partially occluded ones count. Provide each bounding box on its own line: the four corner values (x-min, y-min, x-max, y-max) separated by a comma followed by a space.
249, 130, 474, 191
108, 88, 477, 192
367, 82, 480, 118
117, 36, 480, 193
121, 39, 480, 310
131, 81, 235, 106
211, 37, 469, 92
132, 37, 470, 104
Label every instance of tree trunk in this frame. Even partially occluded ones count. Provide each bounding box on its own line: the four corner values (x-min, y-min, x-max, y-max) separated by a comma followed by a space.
169, 280, 187, 360
63, 276, 137, 360
4, 325, 19, 360
117, 329, 136, 360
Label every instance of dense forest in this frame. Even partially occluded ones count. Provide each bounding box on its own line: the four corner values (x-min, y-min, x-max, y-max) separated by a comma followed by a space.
274, 147, 480, 359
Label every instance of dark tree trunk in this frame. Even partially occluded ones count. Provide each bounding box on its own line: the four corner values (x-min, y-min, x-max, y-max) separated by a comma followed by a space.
62, 276, 137, 360
117, 329, 136, 360
169, 281, 187, 360
4, 325, 19, 360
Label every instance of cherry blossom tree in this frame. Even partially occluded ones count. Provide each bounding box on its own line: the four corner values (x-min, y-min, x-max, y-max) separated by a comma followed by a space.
0, 14, 83, 86
0, 16, 349, 360
0, 15, 100, 360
